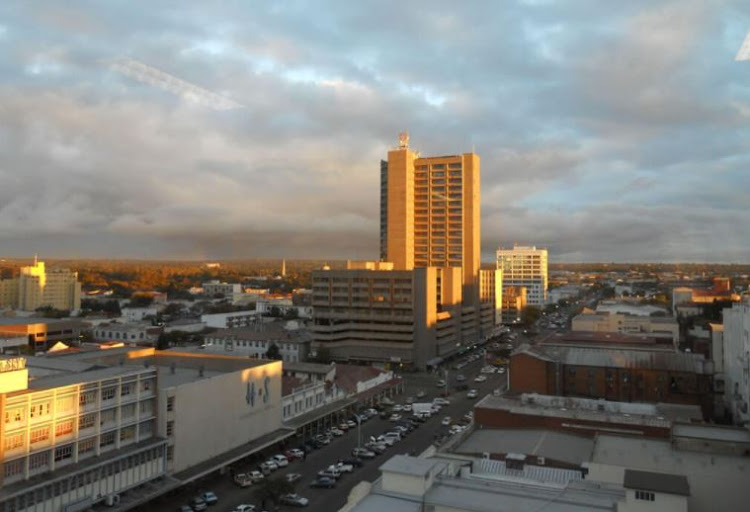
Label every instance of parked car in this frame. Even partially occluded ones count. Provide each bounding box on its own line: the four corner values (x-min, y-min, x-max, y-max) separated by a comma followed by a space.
280, 494, 309, 507
393, 404, 403, 412
403, 404, 413, 412
318, 466, 341, 479
405, 396, 414, 404
442, 416, 452, 426
249, 470, 265, 483
202, 492, 218, 506
330, 428, 344, 436
286, 473, 303, 483
352, 448, 376, 458
365, 442, 387, 453
310, 476, 336, 489
456, 374, 466, 382
338, 423, 350, 431
189, 497, 207, 511
178, 506, 194, 512
233, 473, 253, 487
467, 389, 478, 399
263, 459, 279, 471
389, 413, 402, 422
474, 375, 487, 383
341, 457, 364, 467
233, 505, 256, 512
288, 448, 305, 459
347, 420, 357, 428
436, 380, 446, 387
416, 390, 426, 399
272, 454, 289, 467
335, 461, 354, 473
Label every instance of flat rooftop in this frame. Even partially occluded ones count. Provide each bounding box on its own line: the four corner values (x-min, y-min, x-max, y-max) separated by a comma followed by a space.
455, 429, 594, 466
475, 393, 702, 429
672, 423, 750, 444
380, 455, 445, 477
592, 434, 748, 512
623, 469, 690, 496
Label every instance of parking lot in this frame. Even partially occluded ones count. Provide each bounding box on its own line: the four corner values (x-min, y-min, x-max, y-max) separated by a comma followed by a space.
140, 346, 505, 512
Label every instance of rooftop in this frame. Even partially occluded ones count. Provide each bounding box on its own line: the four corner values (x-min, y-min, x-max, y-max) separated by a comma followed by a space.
472, 458, 583, 487
672, 423, 750, 444
623, 469, 690, 496
455, 429, 595, 466
380, 455, 444, 477
514, 343, 709, 374
537, 331, 672, 348
592, 434, 749, 512
283, 361, 335, 375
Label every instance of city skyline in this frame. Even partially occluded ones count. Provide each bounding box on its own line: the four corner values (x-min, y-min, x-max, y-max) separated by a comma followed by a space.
1, 2, 749, 263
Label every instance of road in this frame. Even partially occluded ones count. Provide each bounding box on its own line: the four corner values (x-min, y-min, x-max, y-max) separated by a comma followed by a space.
143, 349, 505, 512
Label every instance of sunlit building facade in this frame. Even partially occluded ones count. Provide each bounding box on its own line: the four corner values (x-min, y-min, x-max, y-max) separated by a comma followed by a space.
496, 246, 548, 307
0, 261, 81, 312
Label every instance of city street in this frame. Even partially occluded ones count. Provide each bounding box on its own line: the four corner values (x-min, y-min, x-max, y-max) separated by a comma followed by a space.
143, 349, 506, 512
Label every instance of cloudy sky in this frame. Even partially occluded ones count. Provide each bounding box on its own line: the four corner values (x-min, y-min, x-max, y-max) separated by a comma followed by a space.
1, 1, 749, 263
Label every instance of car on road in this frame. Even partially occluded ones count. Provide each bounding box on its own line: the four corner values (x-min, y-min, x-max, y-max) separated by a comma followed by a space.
335, 461, 354, 473
280, 494, 309, 507
365, 408, 379, 416
178, 506, 194, 512
433, 397, 450, 406
288, 448, 305, 459
389, 413, 402, 422
436, 380, 446, 387
234, 473, 253, 487
310, 476, 337, 489
416, 390, 426, 399
442, 416, 452, 426
338, 423, 350, 431
317, 468, 340, 480
233, 505, 256, 512
467, 389, 478, 399
498, 367, 506, 374
189, 497, 207, 511
347, 420, 357, 428
474, 375, 487, 383
330, 428, 344, 436
352, 448, 376, 458
456, 374, 466, 382
403, 404, 413, 412
286, 473, 303, 483
341, 457, 363, 467
393, 404, 403, 412
365, 442, 387, 453
262, 459, 279, 471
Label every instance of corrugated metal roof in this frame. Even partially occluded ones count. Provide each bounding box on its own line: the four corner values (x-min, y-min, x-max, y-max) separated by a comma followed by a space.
473, 458, 583, 487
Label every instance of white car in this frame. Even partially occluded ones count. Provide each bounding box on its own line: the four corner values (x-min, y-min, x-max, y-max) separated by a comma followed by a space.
441, 416, 452, 426
389, 413, 402, 422
272, 454, 289, 467
263, 459, 279, 471
403, 404, 413, 412
334, 461, 354, 473
234, 505, 256, 512
474, 375, 487, 383
467, 389, 478, 399
330, 428, 344, 436
393, 404, 403, 412
288, 448, 305, 459
280, 494, 309, 507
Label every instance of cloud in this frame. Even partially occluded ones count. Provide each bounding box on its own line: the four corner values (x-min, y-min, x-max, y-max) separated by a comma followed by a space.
0, 1, 748, 262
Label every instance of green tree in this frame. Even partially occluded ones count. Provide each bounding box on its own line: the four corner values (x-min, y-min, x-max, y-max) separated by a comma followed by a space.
265, 342, 281, 360
269, 306, 282, 317
283, 308, 299, 320
254, 476, 294, 510
520, 305, 541, 327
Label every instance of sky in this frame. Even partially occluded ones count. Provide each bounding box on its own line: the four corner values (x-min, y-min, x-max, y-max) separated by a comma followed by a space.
1, 1, 749, 263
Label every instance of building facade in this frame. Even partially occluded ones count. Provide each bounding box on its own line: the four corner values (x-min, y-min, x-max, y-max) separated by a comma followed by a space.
572, 313, 679, 345
496, 246, 548, 307
722, 300, 750, 425
0, 356, 167, 512
203, 324, 311, 363
501, 285, 527, 323
201, 310, 261, 329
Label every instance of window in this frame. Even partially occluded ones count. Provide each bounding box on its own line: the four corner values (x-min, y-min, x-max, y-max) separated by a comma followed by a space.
4, 432, 25, 451
100, 408, 116, 425
78, 438, 96, 455
30, 426, 50, 444
121, 383, 132, 396
100, 431, 116, 448
54, 444, 74, 462
167, 445, 174, 461
4, 458, 24, 478
166, 421, 174, 436
79, 413, 96, 429
29, 402, 51, 419
635, 490, 655, 501
102, 387, 117, 401
55, 419, 74, 437
79, 390, 97, 407
56, 395, 76, 413
29, 452, 49, 470
4, 406, 24, 425
166, 396, 175, 412
120, 426, 135, 442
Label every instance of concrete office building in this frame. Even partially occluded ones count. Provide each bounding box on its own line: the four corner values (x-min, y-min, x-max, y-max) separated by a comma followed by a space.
501, 285, 527, 323
381, 134, 481, 299
0, 260, 81, 312
0, 317, 88, 352
722, 300, 750, 425
497, 245, 548, 306
203, 322, 311, 363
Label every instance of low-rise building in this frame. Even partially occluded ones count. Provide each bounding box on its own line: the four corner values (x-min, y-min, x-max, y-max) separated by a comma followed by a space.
201, 310, 261, 329
202, 281, 244, 303
572, 312, 679, 345
0, 317, 88, 352
722, 300, 750, 425
92, 322, 161, 345
121, 306, 159, 322
256, 298, 313, 319
203, 321, 311, 363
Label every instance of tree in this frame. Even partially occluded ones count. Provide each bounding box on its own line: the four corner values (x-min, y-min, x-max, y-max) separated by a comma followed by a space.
254, 476, 294, 510
520, 305, 541, 327
269, 306, 282, 318
283, 308, 299, 320
266, 343, 281, 360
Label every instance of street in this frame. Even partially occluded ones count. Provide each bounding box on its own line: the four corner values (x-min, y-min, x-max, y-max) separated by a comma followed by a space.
142, 349, 505, 512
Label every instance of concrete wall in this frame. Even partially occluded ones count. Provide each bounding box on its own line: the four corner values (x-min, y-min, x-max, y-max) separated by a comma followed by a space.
617, 489, 687, 512
168, 360, 282, 473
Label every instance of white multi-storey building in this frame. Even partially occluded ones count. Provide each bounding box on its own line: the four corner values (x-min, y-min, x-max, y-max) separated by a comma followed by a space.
496, 246, 548, 307
723, 300, 750, 425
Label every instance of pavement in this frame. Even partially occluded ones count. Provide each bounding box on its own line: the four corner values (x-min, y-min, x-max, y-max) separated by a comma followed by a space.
135, 348, 506, 512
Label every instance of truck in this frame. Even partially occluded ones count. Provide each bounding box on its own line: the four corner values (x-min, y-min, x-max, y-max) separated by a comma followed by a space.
411, 403, 434, 417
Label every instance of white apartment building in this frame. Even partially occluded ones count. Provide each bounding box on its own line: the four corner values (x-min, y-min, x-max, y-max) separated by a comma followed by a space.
723, 300, 750, 425
202, 281, 244, 303
496, 246, 548, 307
256, 298, 313, 319
572, 313, 680, 345
203, 323, 311, 363
93, 322, 159, 345
0, 356, 167, 512
121, 306, 159, 322
201, 310, 261, 329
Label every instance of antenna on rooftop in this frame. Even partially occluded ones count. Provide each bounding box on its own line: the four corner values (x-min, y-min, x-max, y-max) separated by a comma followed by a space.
398, 131, 409, 149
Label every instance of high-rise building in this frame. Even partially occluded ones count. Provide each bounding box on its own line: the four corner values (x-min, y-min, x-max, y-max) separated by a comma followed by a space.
496, 246, 548, 307
0, 260, 82, 312
312, 135, 500, 369
382, 135, 481, 299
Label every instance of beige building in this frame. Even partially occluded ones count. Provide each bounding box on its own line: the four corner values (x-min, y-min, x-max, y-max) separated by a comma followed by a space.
497, 245, 548, 306
382, 139, 481, 299
0, 261, 81, 312
501, 285, 527, 323
572, 312, 680, 345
